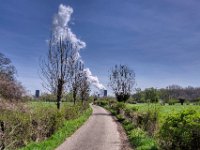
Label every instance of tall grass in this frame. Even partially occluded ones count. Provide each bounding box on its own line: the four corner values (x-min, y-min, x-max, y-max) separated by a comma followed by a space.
21, 108, 92, 150
0, 101, 91, 149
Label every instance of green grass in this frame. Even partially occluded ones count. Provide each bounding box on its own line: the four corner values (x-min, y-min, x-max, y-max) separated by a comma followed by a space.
27, 101, 74, 110
20, 108, 92, 150
126, 103, 200, 124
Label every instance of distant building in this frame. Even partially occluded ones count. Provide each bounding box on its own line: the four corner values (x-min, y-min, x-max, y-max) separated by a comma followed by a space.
103, 90, 107, 97
35, 90, 40, 98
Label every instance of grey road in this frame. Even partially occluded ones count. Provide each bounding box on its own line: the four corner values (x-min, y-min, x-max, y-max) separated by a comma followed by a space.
56, 105, 121, 150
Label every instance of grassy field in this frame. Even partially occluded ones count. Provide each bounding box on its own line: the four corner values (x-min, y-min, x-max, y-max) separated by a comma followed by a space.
126, 103, 200, 124
28, 101, 74, 109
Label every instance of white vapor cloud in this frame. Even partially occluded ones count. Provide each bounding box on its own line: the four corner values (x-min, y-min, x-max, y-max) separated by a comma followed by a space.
51, 4, 105, 90
84, 68, 105, 90
52, 4, 86, 50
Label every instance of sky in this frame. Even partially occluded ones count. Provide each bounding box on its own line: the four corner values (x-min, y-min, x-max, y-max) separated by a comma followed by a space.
1, 0, 200, 95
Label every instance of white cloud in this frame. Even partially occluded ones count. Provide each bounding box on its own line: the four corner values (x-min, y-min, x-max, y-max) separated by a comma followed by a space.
52, 4, 86, 50
84, 68, 105, 90
51, 4, 105, 90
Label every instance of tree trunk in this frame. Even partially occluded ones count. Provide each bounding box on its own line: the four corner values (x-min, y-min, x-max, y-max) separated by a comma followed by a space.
57, 94, 61, 110
56, 79, 63, 110
73, 92, 76, 105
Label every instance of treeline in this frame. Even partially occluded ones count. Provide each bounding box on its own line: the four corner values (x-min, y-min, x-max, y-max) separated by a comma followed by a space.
38, 92, 94, 103
132, 85, 200, 104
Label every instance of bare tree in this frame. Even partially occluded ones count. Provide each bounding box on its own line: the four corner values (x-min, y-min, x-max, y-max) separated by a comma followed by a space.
109, 64, 135, 102
0, 53, 24, 101
0, 52, 16, 80
68, 56, 84, 105
41, 38, 71, 109
79, 71, 90, 104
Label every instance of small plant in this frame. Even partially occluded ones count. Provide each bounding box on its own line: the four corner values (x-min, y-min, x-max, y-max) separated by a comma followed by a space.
116, 114, 125, 122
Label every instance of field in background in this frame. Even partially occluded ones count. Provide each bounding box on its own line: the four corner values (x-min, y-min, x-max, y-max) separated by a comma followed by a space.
126, 103, 200, 123
28, 101, 74, 109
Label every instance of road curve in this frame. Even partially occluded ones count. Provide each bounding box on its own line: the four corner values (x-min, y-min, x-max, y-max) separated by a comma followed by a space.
56, 105, 121, 150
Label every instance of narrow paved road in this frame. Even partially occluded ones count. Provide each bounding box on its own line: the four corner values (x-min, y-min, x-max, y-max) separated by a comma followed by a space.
56, 105, 121, 150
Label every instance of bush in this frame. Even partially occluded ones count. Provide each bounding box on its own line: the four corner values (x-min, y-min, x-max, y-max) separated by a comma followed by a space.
111, 102, 125, 114
159, 109, 200, 150
116, 114, 125, 122
0, 102, 89, 149
168, 99, 178, 105
129, 128, 157, 150
0, 109, 34, 149
96, 100, 109, 107
135, 111, 158, 135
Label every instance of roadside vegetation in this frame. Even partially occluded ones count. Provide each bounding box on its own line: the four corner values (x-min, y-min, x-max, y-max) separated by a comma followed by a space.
97, 99, 200, 150
21, 106, 92, 150
95, 64, 200, 150
0, 101, 91, 150
0, 28, 92, 150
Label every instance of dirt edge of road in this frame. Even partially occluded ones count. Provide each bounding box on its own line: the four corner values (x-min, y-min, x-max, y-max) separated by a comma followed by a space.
104, 108, 133, 150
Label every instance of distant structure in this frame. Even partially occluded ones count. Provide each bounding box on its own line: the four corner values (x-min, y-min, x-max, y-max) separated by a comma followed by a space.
35, 90, 40, 98
103, 90, 107, 97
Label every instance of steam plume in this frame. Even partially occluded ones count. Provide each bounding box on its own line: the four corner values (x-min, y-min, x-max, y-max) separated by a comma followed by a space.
52, 4, 105, 90
84, 68, 105, 90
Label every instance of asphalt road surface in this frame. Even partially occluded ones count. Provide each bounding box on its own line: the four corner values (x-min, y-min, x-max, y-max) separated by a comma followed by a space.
56, 105, 121, 150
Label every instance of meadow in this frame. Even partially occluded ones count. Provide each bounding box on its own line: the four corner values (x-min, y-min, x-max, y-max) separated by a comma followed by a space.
126, 103, 200, 124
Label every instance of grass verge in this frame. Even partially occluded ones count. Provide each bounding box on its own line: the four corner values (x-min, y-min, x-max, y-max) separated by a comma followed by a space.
20, 108, 92, 150
103, 103, 158, 150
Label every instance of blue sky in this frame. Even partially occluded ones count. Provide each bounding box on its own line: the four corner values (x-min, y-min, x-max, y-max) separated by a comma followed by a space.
1, 0, 200, 94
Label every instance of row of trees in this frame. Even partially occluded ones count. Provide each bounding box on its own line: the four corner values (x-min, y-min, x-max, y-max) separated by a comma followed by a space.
0, 53, 24, 101
41, 39, 90, 109
108, 64, 200, 104
133, 85, 200, 104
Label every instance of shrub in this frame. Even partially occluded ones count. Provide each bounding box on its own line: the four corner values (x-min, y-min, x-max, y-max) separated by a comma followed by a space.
129, 128, 157, 150
122, 119, 134, 131
135, 111, 158, 136
111, 102, 125, 114
159, 109, 200, 150
0, 110, 31, 149
96, 100, 109, 107
116, 114, 125, 122
0, 102, 89, 149
168, 99, 178, 105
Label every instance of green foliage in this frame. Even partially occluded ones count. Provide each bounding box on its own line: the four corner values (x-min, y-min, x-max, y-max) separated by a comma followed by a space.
21, 108, 92, 150
128, 128, 157, 150
0, 110, 32, 149
96, 100, 109, 107
144, 88, 159, 103
159, 109, 200, 150
38, 94, 57, 102
116, 114, 125, 122
97, 99, 200, 150
0, 102, 90, 149
96, 100, 158, 150
115, 93, 130, 102
168, 99, 178, 105
113, 102, 125, 114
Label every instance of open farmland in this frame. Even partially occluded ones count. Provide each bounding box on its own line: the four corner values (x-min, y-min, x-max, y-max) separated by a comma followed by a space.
126, 103, 200, 123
